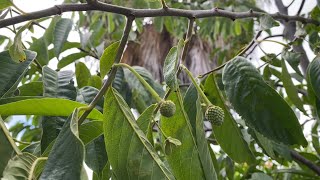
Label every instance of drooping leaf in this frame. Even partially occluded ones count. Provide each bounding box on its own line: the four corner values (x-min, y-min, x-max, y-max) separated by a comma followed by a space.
2, 152, 37, 179
183, 84, 217, 179
0, 50, 36, 99
259, 14, 279, 31
40, 109, 86, 180
163, 40, 184, 90
54, 18, 73, 58
41, 66, 77, 151
281, 59, 305, 113
0, 98, 103, 120
307, 56, 320, 99
103, 88, 175, 180
18, 81, 43, 96
76, 62, 91, 88
100, 41, 119, 78
9, 31, 26, 63
204, 74, 255, 164
0, 0, 13, 11
29, 37, 49, 66
282, 50, 303, 76
57, 52, 87, 69
222, 57, 307, 146
161, 91, 215, 179
79, 121, 103, 145
85, 136, 108, 179
0, 117, 16, 177
43, 16, 60, 45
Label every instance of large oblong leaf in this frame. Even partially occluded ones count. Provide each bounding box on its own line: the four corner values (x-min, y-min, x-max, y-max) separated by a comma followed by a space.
0, 98, 103, 120
222, 57, 307, 146
0, 50, 36, 98
103, 88, 175, 180
0, 117, 15, 177
76, 62, 91, 88
204, 74, 255, 164
40, 108, 86, 180
183, 85, 217, 179
54, 18, 73, 58
161, 90, 216, 179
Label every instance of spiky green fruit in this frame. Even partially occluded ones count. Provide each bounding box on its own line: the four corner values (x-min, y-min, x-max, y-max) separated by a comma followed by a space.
205, 105, 224, 126
160, 100, 176, 117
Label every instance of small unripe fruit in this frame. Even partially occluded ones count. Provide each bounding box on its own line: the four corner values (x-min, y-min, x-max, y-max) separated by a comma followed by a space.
160, 100, 176, 117
205, 105, 224, 126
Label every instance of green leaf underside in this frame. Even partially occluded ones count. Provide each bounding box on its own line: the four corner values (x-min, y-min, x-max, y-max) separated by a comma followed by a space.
0, 98, 103, 120
103, 88, 175, 180
281, 59, 305, 113
100, 41, 120, 78
0, 50, 36, 98
183, 84, 217, 179
222, 57, 307, 146
161, 91, 209, 179
40, 109, 86, 180
2, 152, 37, 179
163, 40, 184, 90
204, 74, 255, 164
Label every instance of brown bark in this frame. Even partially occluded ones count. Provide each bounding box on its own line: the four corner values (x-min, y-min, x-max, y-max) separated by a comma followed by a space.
122, 24, 213, 82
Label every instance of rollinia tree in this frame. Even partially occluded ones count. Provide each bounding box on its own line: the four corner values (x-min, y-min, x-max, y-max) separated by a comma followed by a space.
0, 0, 320, 179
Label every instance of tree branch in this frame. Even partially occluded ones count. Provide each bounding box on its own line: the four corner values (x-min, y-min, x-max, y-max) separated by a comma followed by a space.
290, 150, 320, 176
78, 16, 134, 124
296, 0, 305, 16
0, 1, 319, 29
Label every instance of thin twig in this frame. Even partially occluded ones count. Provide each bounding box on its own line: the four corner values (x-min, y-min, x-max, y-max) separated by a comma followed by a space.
290, 150, 320, 175
78, 16, 134, 124
296, 0, 305, 16
0, 1, 319, 29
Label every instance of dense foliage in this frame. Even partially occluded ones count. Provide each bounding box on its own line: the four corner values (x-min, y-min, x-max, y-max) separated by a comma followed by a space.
0, 0, 320, 179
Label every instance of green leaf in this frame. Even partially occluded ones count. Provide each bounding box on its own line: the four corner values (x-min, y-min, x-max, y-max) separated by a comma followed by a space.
222, 57, 307, 146
2, 152, 37, 179
259, 14, 280, 31
77, 86, 103, 112
307, 56, 320, 99
54, 18, 73, 58
40, 108, 86, 180
136, 104, 157, 144
163, 40, 184, 90
281, 59, 306, 113
43, 16, 60, 45
42, 66, 77, 100
0, 50, 36, 98
29, 37, 49, 66
88, 75, 102, 90
79, 121, 103, 145
0, 0, 13, 10
183, 84, 217, 179
282, 50, 303, 76
76, 62, 91, 88
9, 31, 26, 63
100, 41, 119, 78
161, 91, 214, 179
57, 52, 87, 69
0, 98, 103, 120
18, 81, 43, 96
85, 136, 108, 179
204, 74, 255, 164
103, 88, 175, 180
0, 118, 16, 177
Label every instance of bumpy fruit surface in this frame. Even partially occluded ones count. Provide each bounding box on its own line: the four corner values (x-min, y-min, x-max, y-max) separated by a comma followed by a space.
205, 105, 224, 126
160, 100, 176, 117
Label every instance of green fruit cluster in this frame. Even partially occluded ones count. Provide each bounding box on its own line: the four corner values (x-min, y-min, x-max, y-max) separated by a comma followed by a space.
160, 100, 176, 117
205, 105, 224, 126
